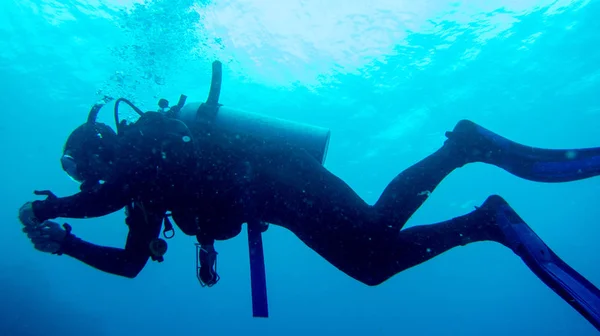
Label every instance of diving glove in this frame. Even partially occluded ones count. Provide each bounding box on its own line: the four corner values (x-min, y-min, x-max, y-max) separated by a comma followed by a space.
22, 220, 71, 254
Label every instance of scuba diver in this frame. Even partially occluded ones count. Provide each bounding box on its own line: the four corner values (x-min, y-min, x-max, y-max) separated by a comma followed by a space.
18, 61, 600, 331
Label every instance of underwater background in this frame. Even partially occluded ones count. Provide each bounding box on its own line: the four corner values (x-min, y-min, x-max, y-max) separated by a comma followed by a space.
1, 0, 600, 335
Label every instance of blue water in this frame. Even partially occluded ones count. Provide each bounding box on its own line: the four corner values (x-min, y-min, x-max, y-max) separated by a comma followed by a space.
1, 0, 600, 335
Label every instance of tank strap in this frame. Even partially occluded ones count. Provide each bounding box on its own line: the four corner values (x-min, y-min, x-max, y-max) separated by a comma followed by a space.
240, 169, 269, 318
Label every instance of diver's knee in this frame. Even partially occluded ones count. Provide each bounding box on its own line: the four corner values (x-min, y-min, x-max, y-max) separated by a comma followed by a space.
363, 277, 386, 287
453, 119, 476, 130
355, 271, 390, 287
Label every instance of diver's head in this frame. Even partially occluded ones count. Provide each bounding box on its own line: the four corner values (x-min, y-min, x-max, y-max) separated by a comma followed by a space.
61, 122, 119, 184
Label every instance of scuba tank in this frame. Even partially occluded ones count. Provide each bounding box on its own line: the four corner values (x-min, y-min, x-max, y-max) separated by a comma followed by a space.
164, 61, 331, 164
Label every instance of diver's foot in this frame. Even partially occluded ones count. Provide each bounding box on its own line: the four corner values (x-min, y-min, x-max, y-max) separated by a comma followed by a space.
444, 119, 510, 165
477, 194, 543, 254
472, 195, 510, 246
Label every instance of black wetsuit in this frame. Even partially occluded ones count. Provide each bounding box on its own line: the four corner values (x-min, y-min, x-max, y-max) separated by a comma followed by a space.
32, 113, 600, 285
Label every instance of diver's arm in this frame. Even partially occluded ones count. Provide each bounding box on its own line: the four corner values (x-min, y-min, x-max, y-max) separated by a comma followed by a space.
31, 181, 130, 222
59, 205, 165, 278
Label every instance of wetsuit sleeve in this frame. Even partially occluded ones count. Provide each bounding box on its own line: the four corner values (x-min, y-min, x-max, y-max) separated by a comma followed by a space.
31, 181, 130, 222
58, 204, 164, 278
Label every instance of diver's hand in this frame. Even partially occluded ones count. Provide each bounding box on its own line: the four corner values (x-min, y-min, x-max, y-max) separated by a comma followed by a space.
22, 221, 68, 254
19, 202, 40, 227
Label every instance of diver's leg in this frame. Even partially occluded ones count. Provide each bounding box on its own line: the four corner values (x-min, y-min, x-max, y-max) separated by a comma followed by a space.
373, 142, 467, 230
353, 195, 507, 285
252, 148, 499, 282
446, 119, 600, 182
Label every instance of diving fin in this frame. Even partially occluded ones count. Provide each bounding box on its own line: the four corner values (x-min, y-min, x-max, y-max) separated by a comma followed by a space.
447, 120, 600, 183
491, 196, 600, 331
